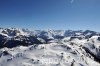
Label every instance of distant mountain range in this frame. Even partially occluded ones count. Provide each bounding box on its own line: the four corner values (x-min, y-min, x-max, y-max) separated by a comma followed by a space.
0, 28, 100, 48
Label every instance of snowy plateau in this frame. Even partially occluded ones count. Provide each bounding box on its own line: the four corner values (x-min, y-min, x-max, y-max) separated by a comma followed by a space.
0, 28, 100, 66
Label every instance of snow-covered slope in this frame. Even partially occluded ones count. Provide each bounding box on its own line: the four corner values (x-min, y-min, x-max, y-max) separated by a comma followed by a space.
0, 28, 100, 66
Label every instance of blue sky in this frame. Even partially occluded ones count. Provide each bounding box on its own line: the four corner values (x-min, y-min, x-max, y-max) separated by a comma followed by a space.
0, 0, 100, 31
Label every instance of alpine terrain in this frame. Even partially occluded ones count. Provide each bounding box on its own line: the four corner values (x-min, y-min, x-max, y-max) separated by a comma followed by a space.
0, 28, 100, 66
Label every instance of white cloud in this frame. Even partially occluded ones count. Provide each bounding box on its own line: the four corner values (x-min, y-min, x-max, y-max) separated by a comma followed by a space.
70, 0, 74, 3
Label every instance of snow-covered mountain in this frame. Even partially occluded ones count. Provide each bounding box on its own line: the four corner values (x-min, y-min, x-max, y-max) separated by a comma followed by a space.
0, 28, 100, 66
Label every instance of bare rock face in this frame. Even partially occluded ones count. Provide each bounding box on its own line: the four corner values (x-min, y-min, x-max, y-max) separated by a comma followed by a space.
0, 35, 43, 48
97, 37, 100, 41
